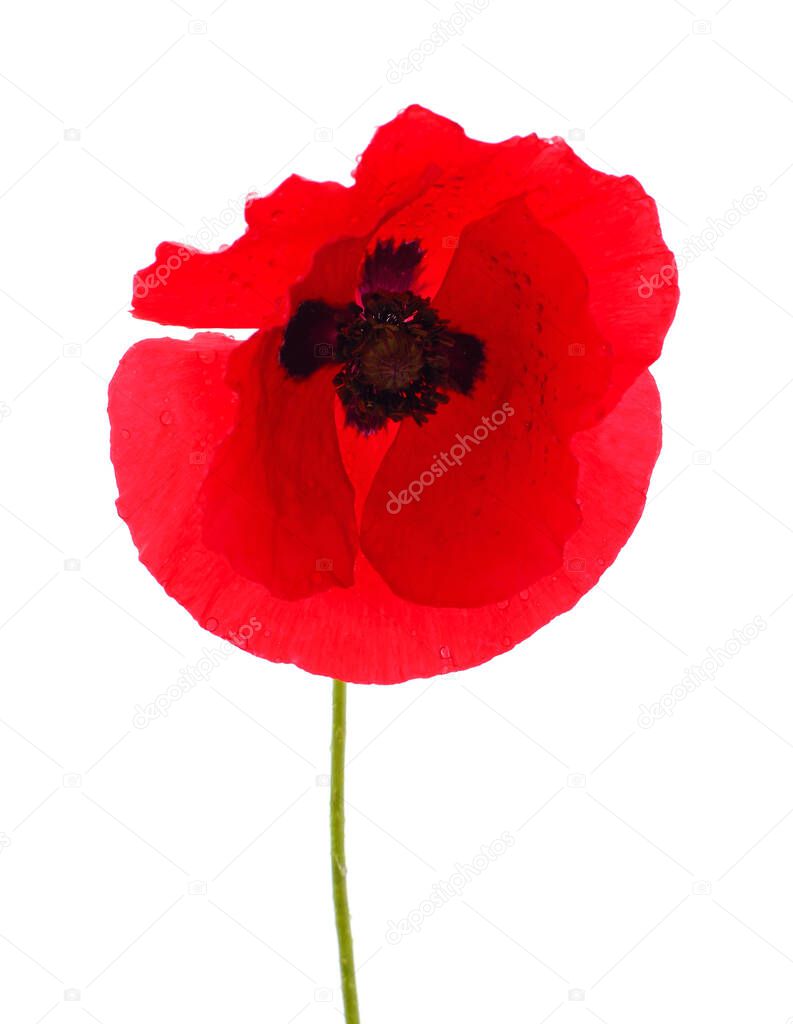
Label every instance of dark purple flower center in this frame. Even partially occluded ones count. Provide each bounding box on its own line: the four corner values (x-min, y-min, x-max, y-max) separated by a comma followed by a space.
279, 240, 484, 435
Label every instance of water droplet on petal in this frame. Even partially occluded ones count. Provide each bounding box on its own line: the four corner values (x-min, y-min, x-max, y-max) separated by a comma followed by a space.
497, 599, 509, 610
205, 616, 219, 630
519, 589, 530, 601
439, 645, 451, 659
160, 410, 174, 425
120, 428, 131, 439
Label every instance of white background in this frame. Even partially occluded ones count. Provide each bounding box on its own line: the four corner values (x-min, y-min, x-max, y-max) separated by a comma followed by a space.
1, 0, 792, 1021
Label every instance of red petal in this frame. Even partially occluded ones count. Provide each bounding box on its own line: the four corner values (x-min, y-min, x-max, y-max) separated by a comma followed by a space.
130, 113, 452, 331
521, 144, 678, 410
110, 332, 357, 604
355, 105, 544, 297
131, 176, 357, 329
358, 107, 678, 409
358, 197, 609, 607
131, 106, 677, 405
110, 336, 660, 682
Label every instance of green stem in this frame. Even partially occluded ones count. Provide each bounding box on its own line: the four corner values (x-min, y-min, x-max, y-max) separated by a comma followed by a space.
331, 679, 360, 1023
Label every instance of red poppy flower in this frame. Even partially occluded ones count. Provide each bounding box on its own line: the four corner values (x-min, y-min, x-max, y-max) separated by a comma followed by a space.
109, 105, 678, 685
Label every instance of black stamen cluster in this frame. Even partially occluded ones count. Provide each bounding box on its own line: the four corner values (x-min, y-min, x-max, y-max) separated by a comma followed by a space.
333, 291, 460, 434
